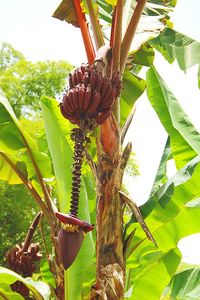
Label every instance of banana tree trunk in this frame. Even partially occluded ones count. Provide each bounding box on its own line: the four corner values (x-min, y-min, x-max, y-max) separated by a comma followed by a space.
91, 115, 124, 300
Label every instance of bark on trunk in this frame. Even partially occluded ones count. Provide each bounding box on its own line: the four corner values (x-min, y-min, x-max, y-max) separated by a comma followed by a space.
91, 115, 124, 300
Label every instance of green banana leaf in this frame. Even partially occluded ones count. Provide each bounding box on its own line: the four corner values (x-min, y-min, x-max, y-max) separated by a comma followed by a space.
149, 28, 200, 71
0, 156, 26, 184
41, 96, 94, 300
137, 154, 200, 224
41, 96, 72, 213
0, 283, 24, 300
150, 136, 171, 196
120, 71, 146, 126
124, 153, 200, 299
168, 268, 200, 299
104, 0, 117, 5
126, 205, 200, 300
126, 43, 155, 70
0, 267, 50, 300
146, 67, 200, 169
0, 92, 53, 185
126, 248, 181, 300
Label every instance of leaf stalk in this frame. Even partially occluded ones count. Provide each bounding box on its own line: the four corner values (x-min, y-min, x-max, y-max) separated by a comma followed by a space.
85, 0, 104, 50
120, 0, 147, 73
73, 0, 95, 64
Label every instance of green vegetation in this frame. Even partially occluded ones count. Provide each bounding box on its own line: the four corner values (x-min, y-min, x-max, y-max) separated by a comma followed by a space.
0, 42, 72, 117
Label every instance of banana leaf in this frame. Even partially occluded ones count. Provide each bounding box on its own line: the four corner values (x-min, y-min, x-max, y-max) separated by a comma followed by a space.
146, 67, 200, 169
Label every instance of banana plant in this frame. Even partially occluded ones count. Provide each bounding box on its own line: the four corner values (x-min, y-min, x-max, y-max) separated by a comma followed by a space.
1, 0, 200, 300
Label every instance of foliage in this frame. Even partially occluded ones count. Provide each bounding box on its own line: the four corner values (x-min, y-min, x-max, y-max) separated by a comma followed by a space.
163, 268, 200, 299
0, 42, 24, 72
0, 267, 51, 300
0, 181, 39, 265
0, 42, 72, 117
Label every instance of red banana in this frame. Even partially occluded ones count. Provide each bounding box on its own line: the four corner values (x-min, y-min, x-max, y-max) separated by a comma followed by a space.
63, 94, 75, 114
95, 110, 111, 124
82, 86, 92, 112
87, 90, 100, 116
96, 72, 103, 91
100, 77, 110, 98
83, 73, 90, 86
89, 70, 96, 91
101, 88, 116, 110
77, 84, 85, 110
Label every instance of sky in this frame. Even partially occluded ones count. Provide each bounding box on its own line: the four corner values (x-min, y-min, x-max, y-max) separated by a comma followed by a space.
1, 0, 200, 264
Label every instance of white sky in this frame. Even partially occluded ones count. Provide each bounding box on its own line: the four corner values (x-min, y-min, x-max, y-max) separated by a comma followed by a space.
1, 0, 200, 264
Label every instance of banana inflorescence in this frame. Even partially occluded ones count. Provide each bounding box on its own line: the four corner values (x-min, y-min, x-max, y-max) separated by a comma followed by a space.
56, 61, 121, 270
60, 64, 121, 125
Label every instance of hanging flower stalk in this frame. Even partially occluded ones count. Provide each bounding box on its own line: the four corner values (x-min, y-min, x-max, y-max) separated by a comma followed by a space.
56, 59, 121, 269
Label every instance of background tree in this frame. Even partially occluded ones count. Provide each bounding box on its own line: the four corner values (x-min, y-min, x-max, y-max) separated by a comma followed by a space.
0, 42, 72, 117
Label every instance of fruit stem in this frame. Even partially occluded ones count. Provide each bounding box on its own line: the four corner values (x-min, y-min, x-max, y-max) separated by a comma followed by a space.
22, 212, 43, 252
69, 127, 85, 217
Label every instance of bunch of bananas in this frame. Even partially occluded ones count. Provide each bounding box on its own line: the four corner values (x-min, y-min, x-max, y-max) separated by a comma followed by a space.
6, 242, 42, 277
60, 64, 121, 125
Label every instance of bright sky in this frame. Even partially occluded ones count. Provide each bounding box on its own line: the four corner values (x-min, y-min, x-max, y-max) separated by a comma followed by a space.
1, 0, 200, 264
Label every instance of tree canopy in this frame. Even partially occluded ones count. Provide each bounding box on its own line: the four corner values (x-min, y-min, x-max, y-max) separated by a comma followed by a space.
0, 42, 72, 117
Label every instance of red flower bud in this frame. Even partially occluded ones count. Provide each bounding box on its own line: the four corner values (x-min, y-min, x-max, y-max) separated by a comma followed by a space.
58, 228, 84, 270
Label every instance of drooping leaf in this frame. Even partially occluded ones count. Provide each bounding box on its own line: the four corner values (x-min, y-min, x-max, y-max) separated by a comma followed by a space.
126, 203, 200, 299
125, 153, 200, 265
121, 71, 146, 125
128, 248, 181, 300
146, 67, 200, 169
168, 268, 200, 300
0, 156, 26, 184
0, 92, 53, 184
149, 28, 200, 71
139, 154, 200, 221
41, 96, 72, 213
150, 136, 171, 196
0, 267, 50, 300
